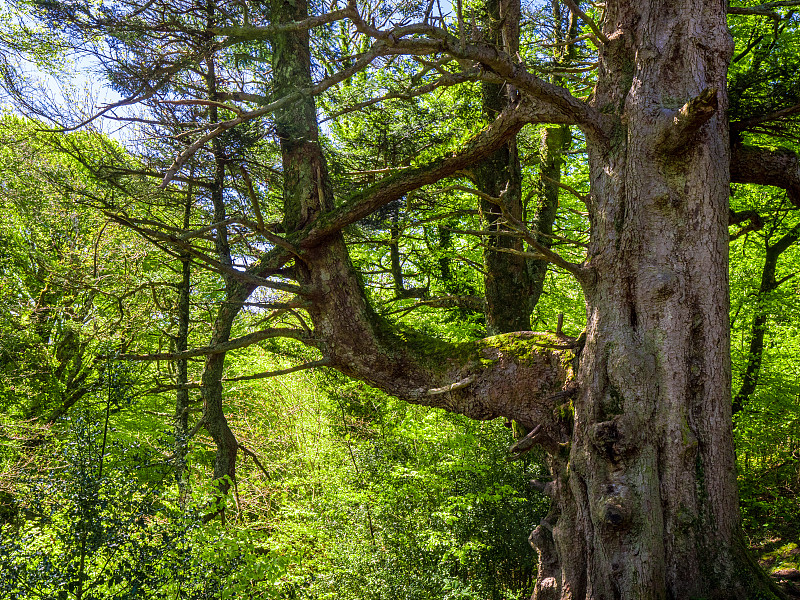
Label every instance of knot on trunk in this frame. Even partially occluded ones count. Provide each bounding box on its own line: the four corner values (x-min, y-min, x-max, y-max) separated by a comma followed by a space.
655, 88, 719, 154
590, 416, 635, 461
596, 482, 632, 530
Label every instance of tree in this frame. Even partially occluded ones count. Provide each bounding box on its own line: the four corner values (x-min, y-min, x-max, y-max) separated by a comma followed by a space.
0, 116, 146, 425
14, 0, 800, 597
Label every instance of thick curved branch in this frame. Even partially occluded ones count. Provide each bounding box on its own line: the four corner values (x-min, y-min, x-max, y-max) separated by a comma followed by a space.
349, 15, 610, 142
298, 100, 530, 247
328, 328, 576, 452
730, 144, 800, 207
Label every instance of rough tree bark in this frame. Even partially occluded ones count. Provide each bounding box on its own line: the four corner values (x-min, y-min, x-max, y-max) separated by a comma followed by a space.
525, 0, 779, 597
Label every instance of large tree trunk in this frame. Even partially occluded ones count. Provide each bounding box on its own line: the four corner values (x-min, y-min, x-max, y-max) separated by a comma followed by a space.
526, 1, 780, 598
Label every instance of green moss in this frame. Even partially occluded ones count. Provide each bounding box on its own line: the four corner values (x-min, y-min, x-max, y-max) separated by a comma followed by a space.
369, 311, 576, 379
761, 542, 800, 571
680, 415, 693, 446
557, 400, 574, 420
480, 331, 574, 363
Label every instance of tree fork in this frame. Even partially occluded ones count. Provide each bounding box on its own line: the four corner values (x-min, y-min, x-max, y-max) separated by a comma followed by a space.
269, 0, 577, 431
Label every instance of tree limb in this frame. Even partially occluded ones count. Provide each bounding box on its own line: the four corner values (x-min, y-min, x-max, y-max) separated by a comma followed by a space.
561, 0, 610, 44
214, 5, 357, 41
349, 13, 611, 141
120, 328, 315, 361
656, 88, 719, 153
296, 101, 529, 247
730, 144, 800, 207
731, 102, 800, 134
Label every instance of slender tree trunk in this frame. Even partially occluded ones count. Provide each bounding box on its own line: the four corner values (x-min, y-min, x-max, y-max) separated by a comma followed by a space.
200, 7, 239, 511
528, 1, 781, 597
530, 124, 570, 311
529, 3, 575, 311
733, 223, 800, 416
389, 204, 426, 299
477, 0, 532, 334
174, 190, 193, 503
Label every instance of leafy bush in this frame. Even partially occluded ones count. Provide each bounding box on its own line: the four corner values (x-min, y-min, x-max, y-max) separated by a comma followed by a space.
0, 410, 293, 600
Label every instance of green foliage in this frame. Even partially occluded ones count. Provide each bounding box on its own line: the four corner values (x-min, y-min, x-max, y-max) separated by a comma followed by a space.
0, 405, 296, 600
237, 373, 550, 600
0, 116, 146, 423
728, 9, 800, 135
729, 182, 800, 542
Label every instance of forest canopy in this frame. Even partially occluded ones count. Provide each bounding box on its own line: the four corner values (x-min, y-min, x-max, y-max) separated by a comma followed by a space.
0, 0, 799, 598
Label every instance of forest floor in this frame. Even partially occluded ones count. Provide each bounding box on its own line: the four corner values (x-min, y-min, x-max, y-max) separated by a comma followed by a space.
753, 530, 800, 598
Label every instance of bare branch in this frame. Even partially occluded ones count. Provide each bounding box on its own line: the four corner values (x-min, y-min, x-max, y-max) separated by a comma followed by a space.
322, 69, 479, 122
159, 39, 392, 186
348, 13, 611, 140
120, 328, 315, 361
238, 165, 265, 231
731, 102, 800, 133
161, 99, 244, 116
488, 199, 591, 284
223, 358, 330, 382
541, 173, 589, 203
509, 423, 544, 454
411, 375, 477, 397
214, 5, 357, 41
561, 0, 610, 44
105, 211, 306, 294
238, 443, 272, 480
